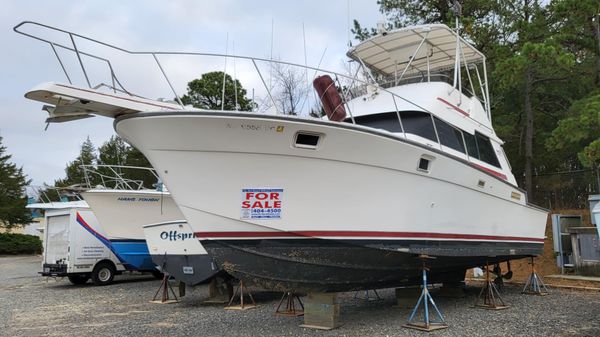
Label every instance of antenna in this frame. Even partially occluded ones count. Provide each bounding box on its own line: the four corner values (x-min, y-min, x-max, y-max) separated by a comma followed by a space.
233, 41, 238, 111
221, 32, 229, 111
301, 22, 309, 115
347, 0, 351, 47
451, 0, 462, 96
269, 18, 274, 91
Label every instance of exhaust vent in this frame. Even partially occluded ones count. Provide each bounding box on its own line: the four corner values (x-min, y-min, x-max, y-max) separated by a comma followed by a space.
294, 132, 321, 149
417, 154, 435, 173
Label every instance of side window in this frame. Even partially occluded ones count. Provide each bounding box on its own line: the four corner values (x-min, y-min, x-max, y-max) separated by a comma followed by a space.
475, 133, 501, 168
401, 111, 438, 142
434, 117, 465, 153
463, 132, 479, 159
353, 112, 402, 132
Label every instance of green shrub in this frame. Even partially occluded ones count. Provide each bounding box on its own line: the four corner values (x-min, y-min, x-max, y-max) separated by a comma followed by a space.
0, 233, 42, 255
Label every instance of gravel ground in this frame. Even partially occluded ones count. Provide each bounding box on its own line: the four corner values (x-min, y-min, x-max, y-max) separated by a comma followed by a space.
2, 255, 600, 337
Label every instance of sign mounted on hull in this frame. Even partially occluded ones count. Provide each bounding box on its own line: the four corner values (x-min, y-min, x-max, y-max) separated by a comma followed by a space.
240, 188, 283, 220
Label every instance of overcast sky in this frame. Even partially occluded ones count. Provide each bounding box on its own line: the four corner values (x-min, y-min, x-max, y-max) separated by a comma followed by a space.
0, 0, 382, 186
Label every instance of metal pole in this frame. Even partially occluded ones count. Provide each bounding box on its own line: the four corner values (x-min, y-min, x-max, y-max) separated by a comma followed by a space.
50, 43, 72, 84
252, 60, 279, 114
391, 95, 406, 139
423, 268, 429, 326
221, 33, 229, 111
69, 34, 91, 88
397, 34, 429, 85
152, 54, 184, 107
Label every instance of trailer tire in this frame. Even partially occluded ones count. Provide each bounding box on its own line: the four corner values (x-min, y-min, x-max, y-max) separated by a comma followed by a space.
68, 274, 90, 285
92, 262, 116, 286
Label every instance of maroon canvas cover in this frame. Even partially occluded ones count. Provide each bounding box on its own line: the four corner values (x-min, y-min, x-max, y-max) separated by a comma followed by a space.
313, 75, 346, 122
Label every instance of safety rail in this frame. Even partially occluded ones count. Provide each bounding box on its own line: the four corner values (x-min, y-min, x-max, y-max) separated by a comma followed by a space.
80, 165, 162, 191
14, 21, 494, 156
28, 185, 86, 204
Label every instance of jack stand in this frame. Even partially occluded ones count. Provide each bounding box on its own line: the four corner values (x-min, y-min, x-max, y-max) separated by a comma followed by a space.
354, 289, 382, 301
522, 256, 549, 296
275, 292, 304, 316
150, 273, 178, 304
403, 255, 448, 332
474, 262, 509, 310
225, 279, 257, 310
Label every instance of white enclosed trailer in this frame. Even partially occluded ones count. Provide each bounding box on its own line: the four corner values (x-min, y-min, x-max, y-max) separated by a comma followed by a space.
41, 205, 126, 285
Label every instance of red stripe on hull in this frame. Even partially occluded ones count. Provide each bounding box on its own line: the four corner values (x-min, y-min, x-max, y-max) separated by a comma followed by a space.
472, 163, 508, 180
194, 230, 544, 243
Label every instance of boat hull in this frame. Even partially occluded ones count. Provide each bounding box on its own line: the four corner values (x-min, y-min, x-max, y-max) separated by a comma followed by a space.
80, 189, 184, 240
115, 112, 548, 292
143, 221, 221, 286
110, 239, 155, 270
202, 238, 534, 292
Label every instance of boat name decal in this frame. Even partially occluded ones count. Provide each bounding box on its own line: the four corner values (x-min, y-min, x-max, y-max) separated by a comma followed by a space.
116, 197, 160, 202
241, 188, 283, 220
160, 230, 195, 241
228, 123, 284, 133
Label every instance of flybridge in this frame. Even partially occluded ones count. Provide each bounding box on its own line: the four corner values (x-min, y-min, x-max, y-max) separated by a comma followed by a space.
346, 24, 492, 121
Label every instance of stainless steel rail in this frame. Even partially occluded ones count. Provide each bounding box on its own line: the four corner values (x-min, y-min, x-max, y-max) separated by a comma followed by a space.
14, 20, 495, 153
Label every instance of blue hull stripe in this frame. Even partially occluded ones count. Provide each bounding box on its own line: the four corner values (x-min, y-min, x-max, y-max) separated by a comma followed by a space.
75, 212, 155, 271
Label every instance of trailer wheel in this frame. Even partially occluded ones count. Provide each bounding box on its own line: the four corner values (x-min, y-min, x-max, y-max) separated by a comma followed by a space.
92, 262, 116, 286
68, 274, 90, 285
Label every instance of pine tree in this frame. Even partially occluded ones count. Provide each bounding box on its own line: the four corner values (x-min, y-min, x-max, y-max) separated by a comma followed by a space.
0, 135, 32, 230
55, 136, 98, 187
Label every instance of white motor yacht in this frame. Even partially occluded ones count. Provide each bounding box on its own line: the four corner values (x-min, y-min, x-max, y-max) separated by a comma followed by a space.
19, 21, 548, 292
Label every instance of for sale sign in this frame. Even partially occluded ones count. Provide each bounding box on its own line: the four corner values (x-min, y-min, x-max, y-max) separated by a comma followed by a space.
240, 188, 283, 220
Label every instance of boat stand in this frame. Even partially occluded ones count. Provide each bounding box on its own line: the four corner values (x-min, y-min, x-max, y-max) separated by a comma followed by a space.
354, 289, 382, 301
522, 256, 549, 296
150, 273, 178, 304
300, 292, 340, 330
225, 279, 257, 310
474, 263, 509, 310
403, 255, 448, 332
275, 292, 304, 317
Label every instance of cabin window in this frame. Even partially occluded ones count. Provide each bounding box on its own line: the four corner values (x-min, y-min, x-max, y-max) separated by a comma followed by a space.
350, 112, 402, 132
434, 117, 465, 153
475, 133, 501, 168
400, 111, 437, 142
463, 132, 479, 159
463, 132, 501, 168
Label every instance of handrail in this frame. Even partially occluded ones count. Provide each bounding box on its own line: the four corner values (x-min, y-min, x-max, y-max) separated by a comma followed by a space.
14, 21, 498, 153
80, 164, 161, 191
13, 21, 433, 114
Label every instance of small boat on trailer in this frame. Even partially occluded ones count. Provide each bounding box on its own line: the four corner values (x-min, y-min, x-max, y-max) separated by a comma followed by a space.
19, 21, 547, 293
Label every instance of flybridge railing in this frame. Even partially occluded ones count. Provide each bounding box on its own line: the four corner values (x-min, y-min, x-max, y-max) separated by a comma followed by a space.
14, 21, 433, 115
14, 20, 494, 153
28, 185, 85, 204
80, 165, 162, 191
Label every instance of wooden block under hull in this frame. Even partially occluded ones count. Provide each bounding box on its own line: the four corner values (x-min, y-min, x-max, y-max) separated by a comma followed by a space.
302, 293, 340, 330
